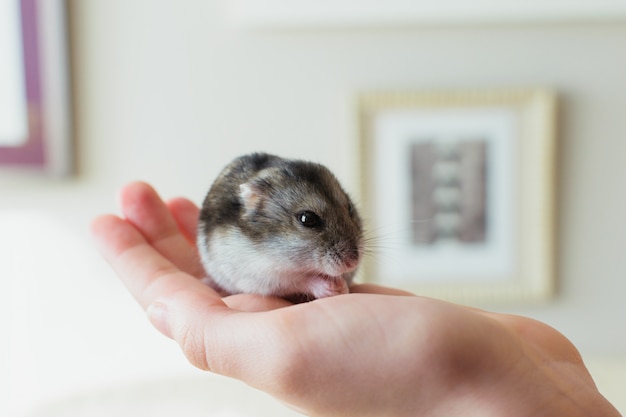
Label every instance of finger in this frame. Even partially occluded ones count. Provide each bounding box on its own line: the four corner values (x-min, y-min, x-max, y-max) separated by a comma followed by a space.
92, 213, 301, 393
222, 293, 293, 312
349, 283, 416, 296
158, 287, 294, 383
92, 214, 260, 362
119, 182, 205, 278
91, 214, 218, 310
167, 197, 200, 245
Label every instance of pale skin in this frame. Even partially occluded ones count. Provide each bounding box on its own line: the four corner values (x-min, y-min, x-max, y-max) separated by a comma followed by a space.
91, 181, 621, 417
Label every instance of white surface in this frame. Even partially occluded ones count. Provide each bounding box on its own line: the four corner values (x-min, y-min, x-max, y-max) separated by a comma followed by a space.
228, 0, 626, 27
23, 375, 302, 417
0, 0, 28, 146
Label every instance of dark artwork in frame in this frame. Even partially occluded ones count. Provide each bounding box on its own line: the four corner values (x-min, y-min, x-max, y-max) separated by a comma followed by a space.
409, 139, 487, 246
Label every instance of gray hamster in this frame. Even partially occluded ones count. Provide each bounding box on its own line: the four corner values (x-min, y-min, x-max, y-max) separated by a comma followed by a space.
197, 153, 363, 301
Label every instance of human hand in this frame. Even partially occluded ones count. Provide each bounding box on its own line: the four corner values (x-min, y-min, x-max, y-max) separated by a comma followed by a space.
91, 182, 620, 417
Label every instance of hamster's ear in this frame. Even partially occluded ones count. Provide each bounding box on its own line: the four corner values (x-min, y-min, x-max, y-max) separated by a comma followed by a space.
239, 183, 262, 213
239, 167, 278, 214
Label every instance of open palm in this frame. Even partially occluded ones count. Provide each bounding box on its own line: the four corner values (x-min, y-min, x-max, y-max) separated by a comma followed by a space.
91, 182, 619, 417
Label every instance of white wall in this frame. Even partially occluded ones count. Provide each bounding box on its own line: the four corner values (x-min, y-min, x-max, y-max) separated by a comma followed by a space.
2, 0, 626, 415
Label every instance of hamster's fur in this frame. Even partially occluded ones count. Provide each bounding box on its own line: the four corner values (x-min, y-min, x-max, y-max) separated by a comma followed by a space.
197, 153, 363, 300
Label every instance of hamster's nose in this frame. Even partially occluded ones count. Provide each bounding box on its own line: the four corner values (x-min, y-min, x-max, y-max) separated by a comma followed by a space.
343, 246, 361, 269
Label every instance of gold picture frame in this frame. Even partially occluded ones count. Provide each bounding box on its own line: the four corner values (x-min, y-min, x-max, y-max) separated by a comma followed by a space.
358, 89, 557, 304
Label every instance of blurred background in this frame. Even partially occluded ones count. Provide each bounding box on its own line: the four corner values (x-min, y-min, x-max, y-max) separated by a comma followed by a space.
2, 0, 626, 415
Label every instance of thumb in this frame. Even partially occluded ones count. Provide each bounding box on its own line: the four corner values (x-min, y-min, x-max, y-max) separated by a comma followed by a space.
146, 287, 291, 386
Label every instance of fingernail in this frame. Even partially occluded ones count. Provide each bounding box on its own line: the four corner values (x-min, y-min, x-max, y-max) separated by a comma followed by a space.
147, 302, 173, 339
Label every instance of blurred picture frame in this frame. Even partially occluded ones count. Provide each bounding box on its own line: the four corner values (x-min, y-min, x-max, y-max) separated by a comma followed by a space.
358, 89, 557, 304
0, 0, 72, 176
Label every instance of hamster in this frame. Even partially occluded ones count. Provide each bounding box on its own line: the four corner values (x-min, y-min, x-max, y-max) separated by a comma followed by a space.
197, 152, 363, 301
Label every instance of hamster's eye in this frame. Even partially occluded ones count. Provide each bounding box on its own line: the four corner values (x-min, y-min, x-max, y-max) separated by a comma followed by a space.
297, 211, 322, 228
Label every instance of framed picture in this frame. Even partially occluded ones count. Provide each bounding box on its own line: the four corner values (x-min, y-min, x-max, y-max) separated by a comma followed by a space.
0, 0, 72, 176
358, 89, 557, 304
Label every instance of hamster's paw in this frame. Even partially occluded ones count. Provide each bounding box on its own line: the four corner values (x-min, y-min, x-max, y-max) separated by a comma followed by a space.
308, 275, 349, 299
